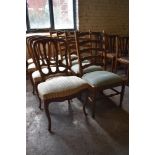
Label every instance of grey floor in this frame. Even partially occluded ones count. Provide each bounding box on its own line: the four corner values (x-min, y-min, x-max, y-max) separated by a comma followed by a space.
26, 78, 129, 155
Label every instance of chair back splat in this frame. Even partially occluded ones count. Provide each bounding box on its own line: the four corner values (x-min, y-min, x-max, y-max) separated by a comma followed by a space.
74, 31, 105, 77
33, 38, 69, 82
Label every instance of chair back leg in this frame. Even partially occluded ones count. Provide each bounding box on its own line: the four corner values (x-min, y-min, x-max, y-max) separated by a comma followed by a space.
120, 83, 125, 107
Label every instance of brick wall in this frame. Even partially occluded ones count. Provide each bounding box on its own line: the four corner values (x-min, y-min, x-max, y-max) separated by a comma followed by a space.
78, 0, 129, 35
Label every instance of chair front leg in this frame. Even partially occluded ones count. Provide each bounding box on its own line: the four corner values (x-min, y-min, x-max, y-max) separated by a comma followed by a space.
91, 90, 96, 118
36, 83, 42, 110
68, 99, 71, 105
120, 83, 125, 107
44, 101, 51, 132
28, 72, 35, 95
114, 60, 118, 73
83, 91, 88, 116
111, 58, 114, 72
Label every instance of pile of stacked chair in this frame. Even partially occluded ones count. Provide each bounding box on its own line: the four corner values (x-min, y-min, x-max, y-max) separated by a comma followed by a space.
26, 30, 129, 132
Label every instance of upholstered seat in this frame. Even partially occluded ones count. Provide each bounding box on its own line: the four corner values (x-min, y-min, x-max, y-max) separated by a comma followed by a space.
106, 53, 116, 58
27, 58, 33, 64
82, 71, 122, 87
27, 61, 43, 73
68, 54, 78, 59
28, 59, 57, 73
27, 63, 36, 73
38, 76, 89, 100
32, 66, 66, 83
117, 57, 129, 64
62, 54, 78, 65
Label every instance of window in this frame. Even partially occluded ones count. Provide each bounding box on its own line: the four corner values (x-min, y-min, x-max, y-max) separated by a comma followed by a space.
26, 0, 76, 32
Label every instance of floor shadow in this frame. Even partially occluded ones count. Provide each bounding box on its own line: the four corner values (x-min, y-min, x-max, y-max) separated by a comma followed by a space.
85, 95, 129, 146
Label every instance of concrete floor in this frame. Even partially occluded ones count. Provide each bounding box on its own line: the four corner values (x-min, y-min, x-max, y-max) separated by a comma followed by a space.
26, 79, 129, 155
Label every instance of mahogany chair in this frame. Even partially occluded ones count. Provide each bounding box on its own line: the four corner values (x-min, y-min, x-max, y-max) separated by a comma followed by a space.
104, 33, 118, 72
32, 37, 89, 132
115, 35, 129, 84
29, 33, 75, 96
26, 35, 47, 94
70, 31, 104, 77
74, 31, 125, 118
56, 30, 78, 69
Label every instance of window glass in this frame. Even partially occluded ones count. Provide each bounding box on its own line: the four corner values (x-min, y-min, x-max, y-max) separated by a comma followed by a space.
52, 0, 74, 29
27, 0, 51, 29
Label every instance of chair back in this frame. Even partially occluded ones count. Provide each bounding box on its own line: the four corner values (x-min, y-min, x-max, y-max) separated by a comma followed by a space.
33, 38, 69, 81
65, 31, 77, 68
105, 33, 117, 54
75, 31, 105, 76
26, 36, 38, 60
28, 36, 50, 63
56, 31, 67, 60
117, 35, 129, 58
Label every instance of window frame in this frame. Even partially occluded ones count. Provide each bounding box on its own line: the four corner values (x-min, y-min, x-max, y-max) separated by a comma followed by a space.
26, 0, 77, 33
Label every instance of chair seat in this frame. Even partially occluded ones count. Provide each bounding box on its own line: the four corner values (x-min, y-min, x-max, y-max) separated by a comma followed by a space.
107, 53, 116, 58
27, 63, 36, 73
82, 71, 123, 87
32, 66, 66, 83
27, 59, 58, 73
27, 60, 44, 73
62, 54, 78, 65
69, 54, 78, 59
38, 76, 89, 100
27, 58, 33, 64
117, 57, 129, 64
71, 63, 103, 75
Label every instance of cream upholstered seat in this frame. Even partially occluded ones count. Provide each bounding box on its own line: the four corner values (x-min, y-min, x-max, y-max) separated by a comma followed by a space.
117, 57, 129, 64
27, 58, 33, 64
27, 63, 36, 73
32, 66, 66, 83
61, 54, 78, 65
32, 37, 89, 132
38, 76, 89, 100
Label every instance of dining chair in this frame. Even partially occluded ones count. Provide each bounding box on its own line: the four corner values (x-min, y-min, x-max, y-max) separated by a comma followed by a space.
115, 35, 129, 84
104, 33, 118, 72
74, 31, 125, 118
70, 31, 104, 77
26, 35, 45, 94
32, 37, 89, 132
56, 30, 78, 69
26, 35, 50, 94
